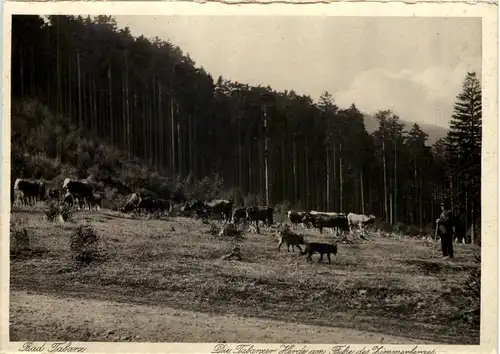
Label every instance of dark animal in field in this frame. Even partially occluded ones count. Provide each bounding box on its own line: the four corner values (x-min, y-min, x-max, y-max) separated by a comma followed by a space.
302, 212, 349, 234
62, 192, 74, 207
14, 178, 46, 206
47, 188, 62, 202
277, 229, 306, 253
246, 206, 274, 228
183, 199, 233, 222
301, 242, 338, 263
62, 178, 94, 210
155, 198, 172, 214
89, 194, 102, 211
287, 210, 308, 228
347, 213, 376, 234
232, 207, 249, 224
121, 193, 170, 215
137, 196, 159, 214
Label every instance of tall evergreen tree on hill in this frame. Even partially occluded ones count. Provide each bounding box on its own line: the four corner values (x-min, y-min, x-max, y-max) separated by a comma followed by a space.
445, 72, 482, 243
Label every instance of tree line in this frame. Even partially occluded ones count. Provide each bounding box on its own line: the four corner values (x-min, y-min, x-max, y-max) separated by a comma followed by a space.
11, 15, 482, 239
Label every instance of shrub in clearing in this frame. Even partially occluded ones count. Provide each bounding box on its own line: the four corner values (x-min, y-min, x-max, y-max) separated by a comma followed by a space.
70, 225, 103, 268
59, 204, 74, 223
44, 202, 59, 222
462, 253, 480, 324
10, 227, 31, 256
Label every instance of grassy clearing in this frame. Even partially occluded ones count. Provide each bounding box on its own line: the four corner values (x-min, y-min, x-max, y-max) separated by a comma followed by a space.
9, 208, 480, 343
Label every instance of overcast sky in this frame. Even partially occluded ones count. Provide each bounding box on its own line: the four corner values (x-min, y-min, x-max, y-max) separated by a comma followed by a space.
113, 16, 481, 128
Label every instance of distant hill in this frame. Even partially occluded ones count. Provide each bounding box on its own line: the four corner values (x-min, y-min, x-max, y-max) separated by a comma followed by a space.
363, 114, 449, 146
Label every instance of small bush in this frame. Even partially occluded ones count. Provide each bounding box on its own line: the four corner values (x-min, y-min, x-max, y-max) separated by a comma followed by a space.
59, 204, 74, 223
458, 253, 480, 324
44, 202, 60, 222
11, 227, 31, 255
207, 222, 220, 235
70, 225, 103, 268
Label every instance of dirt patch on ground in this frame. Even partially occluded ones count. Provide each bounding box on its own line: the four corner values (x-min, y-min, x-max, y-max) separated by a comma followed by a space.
10, 291, 435, 344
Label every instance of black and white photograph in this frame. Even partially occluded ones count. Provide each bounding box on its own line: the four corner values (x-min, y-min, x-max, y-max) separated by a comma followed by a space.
2, 2, 498, 351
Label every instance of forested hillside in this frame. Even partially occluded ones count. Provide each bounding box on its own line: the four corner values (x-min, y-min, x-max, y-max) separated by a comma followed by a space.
11, 15, 481, 238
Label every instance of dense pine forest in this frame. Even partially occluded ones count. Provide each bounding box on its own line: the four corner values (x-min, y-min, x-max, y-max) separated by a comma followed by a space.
11, 15, 482, 241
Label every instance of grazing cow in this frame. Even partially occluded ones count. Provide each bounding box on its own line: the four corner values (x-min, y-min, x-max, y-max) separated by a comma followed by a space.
155, 199, 172, 214
302, 212, 349, 235
183, 199, 233, 222
181, 199, 209, 218
62, 192, 74, 207
136, 196, 159, 214
206, 199, 233, 222
122, 193, 142, 212
14, 178, 46, 206
277, 229, 306, 253
62, 178, 94, 210
301, 242, 338, 263
47, 188, 62, 202
246, 206, 274, 228
232, 207, 248, 224
347, 213, 376, 234
287, 210, 308, 228
89, 194, 102, 211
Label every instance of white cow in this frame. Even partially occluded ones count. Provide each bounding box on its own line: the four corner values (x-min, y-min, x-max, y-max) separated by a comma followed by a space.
347, 213, 376, 234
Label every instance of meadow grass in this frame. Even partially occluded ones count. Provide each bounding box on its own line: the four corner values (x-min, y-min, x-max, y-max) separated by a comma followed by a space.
9, 208, 480, 343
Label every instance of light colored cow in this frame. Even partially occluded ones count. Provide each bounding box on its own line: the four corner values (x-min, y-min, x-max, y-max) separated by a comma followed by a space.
347, 213, 376, 234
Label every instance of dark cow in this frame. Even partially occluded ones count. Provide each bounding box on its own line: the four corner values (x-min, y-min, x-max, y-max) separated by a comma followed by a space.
183, 199, 233, 222
181, 199, 208, 218
137, 196, 158, 214
14, 178, 46, 206
155, 199, 172, 214
246, 206, 274, 227
89, 194, 102, 211
62, 178, 94, 210
47, 188, 62, 202
302, 212, 349, 234
232, 207, 249, 224
62, 192, 74, 208
206, 199, 233, 222
287, 210, 308, 228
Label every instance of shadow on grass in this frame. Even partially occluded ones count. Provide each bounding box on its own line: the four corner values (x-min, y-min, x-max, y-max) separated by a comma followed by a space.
402, 259, 443, 275
402, 259, 478, 275
10, 247, 49, 261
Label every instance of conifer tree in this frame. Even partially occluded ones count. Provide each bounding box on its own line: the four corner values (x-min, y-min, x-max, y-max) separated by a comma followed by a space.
446, 72, 482, 243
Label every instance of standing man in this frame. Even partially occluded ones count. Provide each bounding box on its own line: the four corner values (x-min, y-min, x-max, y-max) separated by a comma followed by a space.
436, 201, 457, 259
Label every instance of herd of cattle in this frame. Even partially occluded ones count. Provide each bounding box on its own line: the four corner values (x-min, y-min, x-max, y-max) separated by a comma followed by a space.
11, 178, 377, 235
121, 193, 376, 235
12, 178, 102, 211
